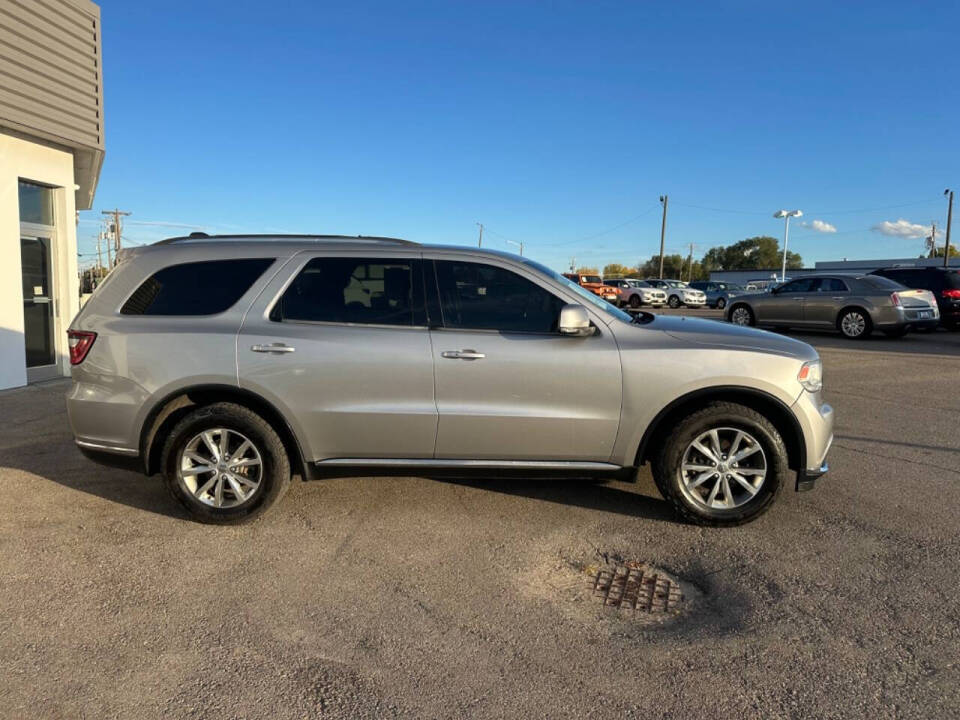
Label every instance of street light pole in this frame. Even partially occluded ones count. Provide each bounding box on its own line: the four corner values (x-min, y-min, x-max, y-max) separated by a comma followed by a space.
773, 209, 803, 282
505, 239, 524, 256
945, 189, 954, 267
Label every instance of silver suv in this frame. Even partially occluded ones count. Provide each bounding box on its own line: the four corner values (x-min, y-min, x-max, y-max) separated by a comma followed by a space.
67, 235, 834, 526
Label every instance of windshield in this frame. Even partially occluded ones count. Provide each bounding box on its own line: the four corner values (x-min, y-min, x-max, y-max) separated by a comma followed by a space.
626, 279, 649, 288
667, 280, 687, 288
582, 275, 602, 284
520, 259, 634, 323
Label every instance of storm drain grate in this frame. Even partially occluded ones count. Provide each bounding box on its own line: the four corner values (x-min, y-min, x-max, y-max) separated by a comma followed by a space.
591, 561, 684, 613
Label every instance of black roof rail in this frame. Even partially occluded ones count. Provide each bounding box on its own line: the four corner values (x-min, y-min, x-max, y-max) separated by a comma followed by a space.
153, 233, 417, 246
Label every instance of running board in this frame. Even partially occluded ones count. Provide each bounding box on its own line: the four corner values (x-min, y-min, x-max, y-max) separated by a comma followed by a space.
314, 458, 622, 471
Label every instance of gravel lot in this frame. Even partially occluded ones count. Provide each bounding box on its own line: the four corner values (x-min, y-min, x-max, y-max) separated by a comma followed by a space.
1, 310, 958, 719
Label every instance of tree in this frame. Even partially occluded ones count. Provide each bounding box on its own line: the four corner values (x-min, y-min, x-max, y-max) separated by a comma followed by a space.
699, 236, 802, 271
602, 263, 634, 277
639, 254, 686, 279
575, 266, 599, 275
928, 245, 960, 258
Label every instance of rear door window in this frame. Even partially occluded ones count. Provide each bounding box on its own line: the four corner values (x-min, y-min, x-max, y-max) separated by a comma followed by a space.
819, 278, 848, 292
121, 258, 274, 315
274, 257, 423, 326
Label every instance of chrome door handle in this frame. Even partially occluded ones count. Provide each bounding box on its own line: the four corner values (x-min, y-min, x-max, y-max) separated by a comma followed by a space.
251, 343, 296, 354
441, 349, 485, 360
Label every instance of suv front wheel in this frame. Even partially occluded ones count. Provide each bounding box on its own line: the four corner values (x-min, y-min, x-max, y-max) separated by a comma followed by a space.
652, 402, 787, 526
161, 402, 291, 524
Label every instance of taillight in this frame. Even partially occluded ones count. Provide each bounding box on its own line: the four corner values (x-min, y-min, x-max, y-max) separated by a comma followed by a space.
890, 292, 901, 307
943, 289, 960, 299
67, 330, 96, 365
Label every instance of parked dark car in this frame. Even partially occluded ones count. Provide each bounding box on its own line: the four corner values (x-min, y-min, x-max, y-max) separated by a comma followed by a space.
869, 266, 960, 330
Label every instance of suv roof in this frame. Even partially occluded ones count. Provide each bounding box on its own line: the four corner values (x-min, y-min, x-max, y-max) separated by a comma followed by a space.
154, 232, 418, 246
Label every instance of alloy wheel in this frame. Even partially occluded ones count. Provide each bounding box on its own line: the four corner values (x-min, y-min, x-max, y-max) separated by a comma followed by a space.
840, 311, 866, 338
178, 428, 263, 508
731, 307, 752, 326
679, 427, 767, 511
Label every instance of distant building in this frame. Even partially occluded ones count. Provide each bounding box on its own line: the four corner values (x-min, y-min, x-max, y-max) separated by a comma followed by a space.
0, 0, 104, 389
710, 256, 959, 286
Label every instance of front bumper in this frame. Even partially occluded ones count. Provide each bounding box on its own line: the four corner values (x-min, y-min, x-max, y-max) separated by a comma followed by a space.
790, 391, 834, 492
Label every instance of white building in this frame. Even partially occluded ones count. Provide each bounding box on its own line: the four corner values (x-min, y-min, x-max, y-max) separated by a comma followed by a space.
0, 0, 104, 389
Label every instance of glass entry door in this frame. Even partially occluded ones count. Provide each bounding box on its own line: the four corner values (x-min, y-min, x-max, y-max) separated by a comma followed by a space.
21, 235, 58, 378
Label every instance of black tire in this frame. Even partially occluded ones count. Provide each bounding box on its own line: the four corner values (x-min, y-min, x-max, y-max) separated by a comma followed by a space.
667, 295, 682, 309
161, 402, 291, 524
883, 327, 909, 338
837, 307, 872, 339
716, 297, 726, 310
728, 303, 755, 327
652, 402, 787, 527
629, 294, 642, 309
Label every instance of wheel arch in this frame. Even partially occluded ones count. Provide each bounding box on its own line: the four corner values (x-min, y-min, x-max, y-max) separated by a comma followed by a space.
634, 386, 805, 472
140, 384, 311, 479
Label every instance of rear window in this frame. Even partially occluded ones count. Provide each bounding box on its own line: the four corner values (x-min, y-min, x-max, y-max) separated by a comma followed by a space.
859, 275, 904, 290
945, 271, 960, 289
121, 258, 274, 315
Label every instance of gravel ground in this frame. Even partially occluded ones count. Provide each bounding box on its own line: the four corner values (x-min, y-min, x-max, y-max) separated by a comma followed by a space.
1, 312, 958, 719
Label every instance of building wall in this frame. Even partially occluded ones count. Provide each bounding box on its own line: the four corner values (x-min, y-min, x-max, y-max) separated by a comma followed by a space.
709, 257, 960, 284
0, 0, 104, 210
0, 131, 78, 389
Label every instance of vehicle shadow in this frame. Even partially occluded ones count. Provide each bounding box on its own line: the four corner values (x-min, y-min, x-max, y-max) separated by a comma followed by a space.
835, 434, 960, 455
436, 474, 678, 523
772, 328, 960, 356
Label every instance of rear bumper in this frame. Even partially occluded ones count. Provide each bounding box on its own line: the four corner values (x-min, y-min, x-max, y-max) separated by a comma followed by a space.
76, 441, 145, 474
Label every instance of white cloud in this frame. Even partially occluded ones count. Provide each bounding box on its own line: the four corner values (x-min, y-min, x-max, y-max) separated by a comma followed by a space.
872, 218, 932, 239
801, 219, 837, 233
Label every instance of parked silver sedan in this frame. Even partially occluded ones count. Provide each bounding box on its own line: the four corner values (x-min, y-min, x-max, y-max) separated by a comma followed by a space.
726, 274, 940, 339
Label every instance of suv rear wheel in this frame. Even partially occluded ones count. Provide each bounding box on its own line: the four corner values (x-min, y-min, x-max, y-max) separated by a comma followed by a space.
161, 402, 291, 524
667, 295, 682, 308
652, 402, 787, 526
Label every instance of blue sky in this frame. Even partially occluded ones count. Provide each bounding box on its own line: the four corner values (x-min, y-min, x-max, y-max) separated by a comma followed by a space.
82, 1, 958, 272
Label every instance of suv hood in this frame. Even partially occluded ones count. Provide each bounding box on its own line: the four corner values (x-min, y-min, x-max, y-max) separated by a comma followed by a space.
647, 314, 818, 361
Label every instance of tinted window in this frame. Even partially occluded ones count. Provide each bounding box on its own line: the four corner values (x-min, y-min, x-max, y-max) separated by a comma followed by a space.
778, 278, 818, 293
122, 258, 274, 315
819, 278, 848, 292
435, 260, 565, 333
860, 275, 905, 290
276, 257, 420, 326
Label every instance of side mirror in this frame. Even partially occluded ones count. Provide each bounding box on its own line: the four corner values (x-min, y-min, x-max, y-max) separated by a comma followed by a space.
558, 304, 596, 337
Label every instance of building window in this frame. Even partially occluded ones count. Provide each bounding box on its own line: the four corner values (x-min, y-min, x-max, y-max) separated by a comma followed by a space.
18, 181, 54, 226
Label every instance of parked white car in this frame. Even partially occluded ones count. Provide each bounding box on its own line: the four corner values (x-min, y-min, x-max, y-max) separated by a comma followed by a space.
602, 278, 667, 308
645, 279, 707, 308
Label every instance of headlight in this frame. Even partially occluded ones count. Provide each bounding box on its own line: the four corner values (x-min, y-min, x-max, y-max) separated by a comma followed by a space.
798, 360, 822, 392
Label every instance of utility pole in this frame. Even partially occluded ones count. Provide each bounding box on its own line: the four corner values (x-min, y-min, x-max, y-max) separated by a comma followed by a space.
927, 222, 937, 258
685, 242, 694, 282
505, 239, 523, 256
104, 223, 113, 269
945, 189, 954, 267
658, 195, 668, 279
102, 209, 131, 266
476, 222, 484, 248
569, 257, 576, 273
96, 232, 103, 278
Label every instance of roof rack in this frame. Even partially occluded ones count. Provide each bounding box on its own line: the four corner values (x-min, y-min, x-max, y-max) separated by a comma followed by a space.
153, 233, 417, 246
